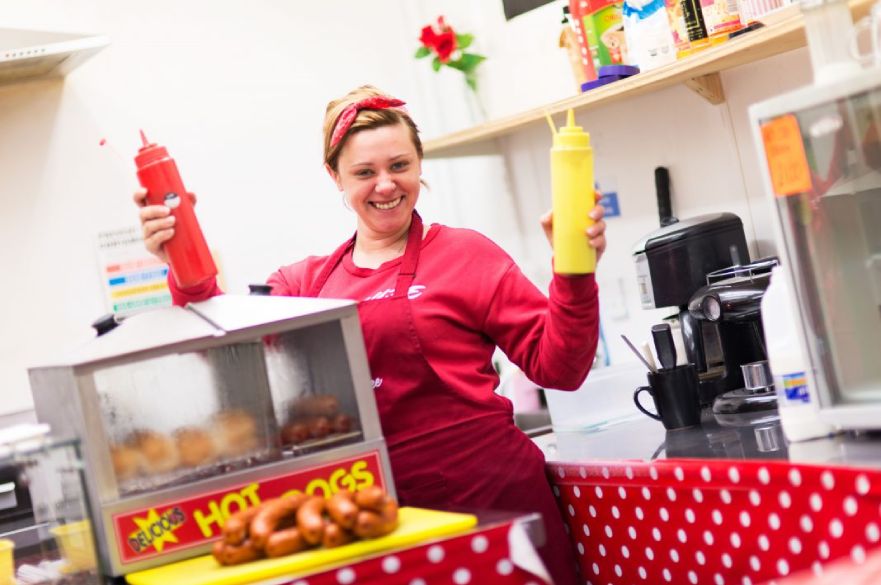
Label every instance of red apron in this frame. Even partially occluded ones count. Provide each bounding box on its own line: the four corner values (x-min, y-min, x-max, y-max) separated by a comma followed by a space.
308, 212, 578, 585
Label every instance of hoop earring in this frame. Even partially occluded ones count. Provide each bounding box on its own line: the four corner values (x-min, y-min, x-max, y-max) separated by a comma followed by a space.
342, 194, 352, 211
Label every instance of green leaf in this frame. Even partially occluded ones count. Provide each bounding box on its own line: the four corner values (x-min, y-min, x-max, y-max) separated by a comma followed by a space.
465, 72, 478, 92
432, 56, 442, 72
414, 46, 432, 59
455, 33, 474, 50
458, 53, 486, 69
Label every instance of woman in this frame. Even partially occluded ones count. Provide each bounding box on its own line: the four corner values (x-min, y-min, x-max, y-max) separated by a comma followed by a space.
136, 85, 606, 584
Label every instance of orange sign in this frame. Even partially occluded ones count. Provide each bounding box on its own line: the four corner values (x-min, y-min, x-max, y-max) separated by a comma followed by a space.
761, 114, 812, 197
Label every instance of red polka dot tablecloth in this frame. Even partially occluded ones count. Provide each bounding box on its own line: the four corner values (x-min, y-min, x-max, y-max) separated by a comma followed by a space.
265, 521, 547, 585
547, 459, 881, 585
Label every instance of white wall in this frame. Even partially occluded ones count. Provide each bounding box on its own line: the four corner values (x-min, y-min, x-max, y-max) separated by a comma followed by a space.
0, 0, 818, 414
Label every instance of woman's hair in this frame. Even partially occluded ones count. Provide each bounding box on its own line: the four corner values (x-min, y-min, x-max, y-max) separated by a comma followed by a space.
322, 85, 423, 172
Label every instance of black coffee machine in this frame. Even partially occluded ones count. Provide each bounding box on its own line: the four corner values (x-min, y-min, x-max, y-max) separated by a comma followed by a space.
633, 212, 757, 406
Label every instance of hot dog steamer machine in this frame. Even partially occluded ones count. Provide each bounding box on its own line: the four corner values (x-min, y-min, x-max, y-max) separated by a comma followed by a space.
27, 295, 395, 576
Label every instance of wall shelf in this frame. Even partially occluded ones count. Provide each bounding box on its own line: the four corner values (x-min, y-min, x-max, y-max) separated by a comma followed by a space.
423, 0, 872, 159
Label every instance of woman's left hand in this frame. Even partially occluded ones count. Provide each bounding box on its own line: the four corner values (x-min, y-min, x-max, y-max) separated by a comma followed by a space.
540, 201, 607, 263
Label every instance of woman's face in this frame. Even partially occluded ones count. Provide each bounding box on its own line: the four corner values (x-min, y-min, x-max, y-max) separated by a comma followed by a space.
330, 122, 422, 239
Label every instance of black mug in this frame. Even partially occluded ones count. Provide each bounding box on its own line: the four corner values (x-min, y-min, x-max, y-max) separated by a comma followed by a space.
633, 364, 701, 430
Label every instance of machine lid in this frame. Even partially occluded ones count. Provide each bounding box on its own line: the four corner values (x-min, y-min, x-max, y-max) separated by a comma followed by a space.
187, 294, 355, 332
632, 212, 743, 255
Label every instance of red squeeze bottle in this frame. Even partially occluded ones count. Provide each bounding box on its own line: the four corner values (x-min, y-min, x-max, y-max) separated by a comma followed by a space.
135, 130, 217, 288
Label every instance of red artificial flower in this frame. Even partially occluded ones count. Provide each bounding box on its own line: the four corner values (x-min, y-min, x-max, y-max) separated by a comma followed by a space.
434, 30, 456, 62
419, 25, 437, 49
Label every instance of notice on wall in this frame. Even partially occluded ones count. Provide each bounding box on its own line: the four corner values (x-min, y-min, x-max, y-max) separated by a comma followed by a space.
97, 226, 171, 317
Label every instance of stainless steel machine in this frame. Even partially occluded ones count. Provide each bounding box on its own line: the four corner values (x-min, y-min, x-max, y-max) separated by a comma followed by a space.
28, 295, 393, 576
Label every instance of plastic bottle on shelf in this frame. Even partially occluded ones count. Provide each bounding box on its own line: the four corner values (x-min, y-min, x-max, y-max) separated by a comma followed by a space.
549, 109, 595, 275
135, 130, 217, 288
622, 0, 677, 71
761, 265, 835, 442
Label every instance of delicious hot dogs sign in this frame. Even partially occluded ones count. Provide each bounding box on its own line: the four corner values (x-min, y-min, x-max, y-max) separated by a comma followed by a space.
113, 453, 384, 563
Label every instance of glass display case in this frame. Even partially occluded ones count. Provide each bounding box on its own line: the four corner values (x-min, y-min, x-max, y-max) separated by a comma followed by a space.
0, 434, 102, 584
751, 67, 881, 430
28, 295, 393, 576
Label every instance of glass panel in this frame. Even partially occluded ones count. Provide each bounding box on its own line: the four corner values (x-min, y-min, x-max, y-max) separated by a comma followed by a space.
770, 85, 881, 404
93, 343, 279, 496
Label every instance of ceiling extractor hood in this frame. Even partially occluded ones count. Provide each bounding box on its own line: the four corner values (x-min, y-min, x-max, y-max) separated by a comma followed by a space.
0, 27, 109, 86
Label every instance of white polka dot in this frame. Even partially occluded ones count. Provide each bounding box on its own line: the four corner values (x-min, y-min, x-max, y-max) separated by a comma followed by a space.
670, 549, 680, 562
810, 493, 823, 512
615, 564, 623, 577
704, 530, 714, 545
337, 568, 356, 584
742, 577, 753, 585
722, 553, 733, 568
777, 559, 790, 576
618, 487, 627, 499
750, 555, 761, 571
552, 486, 560, 497
582, 523, 591, 537
660, 507, 670, 522
557, 467, 565, 478
819, 541, 830, 559
821, 471, 835, 490
696, 550, 706, 565
579, 466, 587, 479
686, 509, 696, 524
789, 537, 802, 554
748, 490, 760, 506
625, 466, 634, 480
594, 486, 604, 499
759, 535, 770, 551
731, 532, 742, 548
768, 512, 781, 530
642, 487, 651, 501
592, 562, 600, 575
830, 518, 844, 538
715, 574, 725, 585
605, 525, 613, 538
663, 568, 672, 582
427, 545, 445, 563
639, 566, 647, 579
677, 529, 687, 543
667, 487, 677, 502
568, 504, 575, 517
577, 542, 585, 555
650, 466, 659, 480
496, 559, 514, 575
612, 505, 621, 519
693, 488, 704, 503
866, 522, 880, 542
628, 526, 637, 539
382, 556, 401, 573
856, 474, 870, 495
740, 511, 751, 527
701, 466, 712, 482
602, 466, 610, 479
573, 486, 581, 498
789, 468, 802, 487
409, 580, 426, 585
712, 510, 723, 525
800, 514, 814, 533
852, 545, 867, 564
812, 561, 824, 575
653, 528, 662, 541
779, 491, 792, 508
599, 543, 607, 557
646, 546, 655, 560
636, 506, 645, 520
844, 496, 858, 516
622, 545, 630, 558
721, 489, 732, 504
758, 467, 771, 484
729, 467, 741, 483
689, 570, 698, 584
675, 467, 685, 481
589, 505, 597, 517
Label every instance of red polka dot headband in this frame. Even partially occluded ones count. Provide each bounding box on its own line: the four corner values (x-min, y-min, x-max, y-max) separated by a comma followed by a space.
330, 96, 407, 149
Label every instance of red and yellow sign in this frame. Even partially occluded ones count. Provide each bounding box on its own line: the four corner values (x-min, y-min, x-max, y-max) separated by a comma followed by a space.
112, 452, 385, 564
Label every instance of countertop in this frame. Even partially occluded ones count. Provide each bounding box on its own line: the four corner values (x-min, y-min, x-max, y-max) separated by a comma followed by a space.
533, 408, 881, 469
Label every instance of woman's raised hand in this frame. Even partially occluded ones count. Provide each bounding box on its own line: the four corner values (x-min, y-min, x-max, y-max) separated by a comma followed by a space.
540, 197, 607, 263
133, 189, 197, 263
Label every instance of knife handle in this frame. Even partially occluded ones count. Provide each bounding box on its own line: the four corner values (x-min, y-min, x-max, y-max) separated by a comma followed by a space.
651, 323, 677, 370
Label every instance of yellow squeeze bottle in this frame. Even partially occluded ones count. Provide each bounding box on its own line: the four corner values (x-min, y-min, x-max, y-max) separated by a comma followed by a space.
550, 108, 595, 274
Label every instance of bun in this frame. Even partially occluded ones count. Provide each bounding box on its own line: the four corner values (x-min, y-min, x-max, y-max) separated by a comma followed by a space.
174, 426, 218, 467
128, 430, 179, 474
110, 444, 144, 481
213, 410, 259, 457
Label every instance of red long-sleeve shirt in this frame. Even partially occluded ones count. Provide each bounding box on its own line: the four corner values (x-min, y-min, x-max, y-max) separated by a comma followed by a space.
170, 224, 599, 406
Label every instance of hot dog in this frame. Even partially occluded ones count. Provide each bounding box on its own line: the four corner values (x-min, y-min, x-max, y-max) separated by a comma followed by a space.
223, 503, 263, 546
213, 539, 262, 566
326, 490, 358, 530
249, 493, 307, 549
353, 497, 399, 539
265, 527, 307, 558
331, 413, 353, 433
353, 485, 386, 512
322, 521, 353, 548
296, 496, 326, 545
307, 416, 331, 439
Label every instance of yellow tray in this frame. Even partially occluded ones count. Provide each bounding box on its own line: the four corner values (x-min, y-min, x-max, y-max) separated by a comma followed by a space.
126, 507, 477, 585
